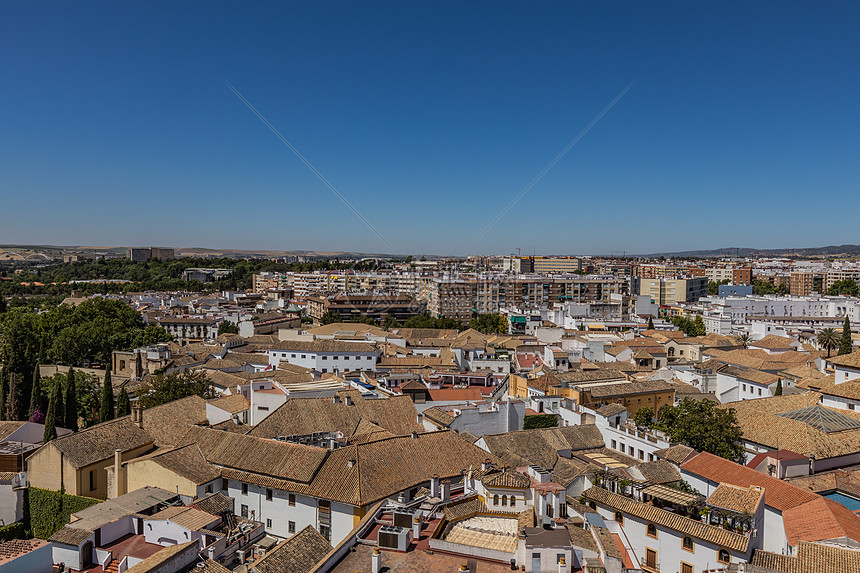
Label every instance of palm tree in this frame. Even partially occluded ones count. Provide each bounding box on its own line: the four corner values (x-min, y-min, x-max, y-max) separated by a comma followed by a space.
736, 332, 753, 349
817, 327, 839, 358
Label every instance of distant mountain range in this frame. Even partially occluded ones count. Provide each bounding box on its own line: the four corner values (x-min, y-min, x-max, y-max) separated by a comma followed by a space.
643, 245, 860, 258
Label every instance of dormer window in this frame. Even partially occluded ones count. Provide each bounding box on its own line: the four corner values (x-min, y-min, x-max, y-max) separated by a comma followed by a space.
646, 523, 657, 538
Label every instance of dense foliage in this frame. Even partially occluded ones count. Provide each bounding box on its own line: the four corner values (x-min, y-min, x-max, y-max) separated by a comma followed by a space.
217, 321, 239, 335
827, 279, 860, 296
0, 257, 387, 298
670, 315, 706, 337
752, 279, 789, 296
28, 487, 100, 539
708, 279, 730, 295
523, 413, 558, 430
469, 313, 508, 335
136, 371, 215, 409
651, 399, 745, 462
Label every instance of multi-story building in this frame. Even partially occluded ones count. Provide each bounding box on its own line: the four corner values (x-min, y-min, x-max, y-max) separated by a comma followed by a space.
706, 266, 752, 285
635, 264, 705, 279
157, 316, 219, 344
306, 293, 425, 324
824, 268, 860, 292
790, 271, 824, 296
636, 276, 708, 306
502, 256, 582, 274
126, 247, 174, 262
428, 275, 629, 323
253, 271, 292, 293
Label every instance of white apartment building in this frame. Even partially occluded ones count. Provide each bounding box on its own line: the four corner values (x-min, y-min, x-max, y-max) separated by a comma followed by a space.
267, 340, 380, 373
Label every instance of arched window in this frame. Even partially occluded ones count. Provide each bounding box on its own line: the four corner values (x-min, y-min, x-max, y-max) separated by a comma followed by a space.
493, 494, 499, 505
646, 523, 657, 538
718, 549, 730, 564
614, 511, 624, 525
509, 496, 516, 507
682, 536, 693, 551
501, 495, 508, 506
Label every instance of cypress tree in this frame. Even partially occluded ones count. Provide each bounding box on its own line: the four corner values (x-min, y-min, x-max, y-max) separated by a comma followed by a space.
64, 368, 78, 432
100, 365, 115, 423
5, 374, 20, 421
29, 361, 41, 420
839, 316, 853, 356
774, 378, 783, 396
647, 317, 655, 330
117, 387, 131, 417
0, 368, 6, 422
44, 379, 61, 442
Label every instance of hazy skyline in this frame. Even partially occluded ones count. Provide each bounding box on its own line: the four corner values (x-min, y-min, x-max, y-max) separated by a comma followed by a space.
2, 2, 859, 255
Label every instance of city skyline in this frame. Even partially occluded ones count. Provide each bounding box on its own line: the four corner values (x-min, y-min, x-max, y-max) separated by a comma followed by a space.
2, 2, 859, 254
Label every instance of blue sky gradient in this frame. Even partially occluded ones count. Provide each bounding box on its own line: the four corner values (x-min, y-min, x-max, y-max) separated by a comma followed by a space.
1, 2, 858, 255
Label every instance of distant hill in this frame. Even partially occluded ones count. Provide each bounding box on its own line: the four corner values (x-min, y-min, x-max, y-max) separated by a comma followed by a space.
644, 245, 860, 258
0, 244, 411, 260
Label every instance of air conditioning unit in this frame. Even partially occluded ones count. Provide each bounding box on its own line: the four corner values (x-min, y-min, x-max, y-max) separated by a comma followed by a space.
377, 525, 409, 551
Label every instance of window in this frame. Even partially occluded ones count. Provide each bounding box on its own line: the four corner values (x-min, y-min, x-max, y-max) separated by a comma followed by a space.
288, 521, 296, 534
758, 388, 762, 396
241, 483, 248, 495
645, 548, 657, 569
611, 440, 616, 449
266, 488, 273, 501
682, 536, 694, 551
502, 495, 508, 506
319, 525, 331, 541
614, 511, 624, 525
742, 384, 746, 392
646, 523, 657, 538
494, 494, 499, 505
89, 470, 96, 491
322, 356, 327, 360
266, 518, 272, 528
205, 484, 213, 494
241, 504, 248, 518
222, 479, 228, 491
301, 355, 306, 359
288, 494, 296, 506
718, 549, 730, 564
681, 562, 693, 573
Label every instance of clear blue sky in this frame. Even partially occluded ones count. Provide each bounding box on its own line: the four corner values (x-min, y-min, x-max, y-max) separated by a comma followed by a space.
2, 2, 858, 256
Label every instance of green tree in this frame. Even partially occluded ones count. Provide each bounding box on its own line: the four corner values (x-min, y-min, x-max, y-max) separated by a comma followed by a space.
116, 387, 131, 417
469, 313, 507, 335
29, 361, 41, 419
839, 316, 853, 356
827, 279, 860, 297
817, 327, 839, 358
320, 311, 341, 325
693, 315, 706, 336
752, 279, 777, 295
217, 321, 239, 336
381, 314, 400, 330
136, 371, 214, 409
647, 317, 655, 330
5, 373, 21, 421
99, 365, 115, 423
64, 368, 78, 432
43, 379, 62, 442
774, 378, 783, 396
653, 399, 745, 462
0, 368, 6, 422
633, 407, 654, 428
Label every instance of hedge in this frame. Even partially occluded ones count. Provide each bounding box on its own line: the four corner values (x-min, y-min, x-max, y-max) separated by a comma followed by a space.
28, 488, 101, 539
0, 522, 26, 542
523, 413, 558, 430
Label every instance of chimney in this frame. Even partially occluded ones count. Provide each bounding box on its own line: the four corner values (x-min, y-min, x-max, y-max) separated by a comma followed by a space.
417, 413, 424, 426
348, 459, 356, 468
411, 431, 419, 439
412, 515, 421, 540
371, 547, 382, 573
558, 556, 568, 573
441, 479, 451, 501
113, 449, 126, 498
131, 404, 143, 428
332, 395, 341, 404
430, 474, 440, 498
482, 459, 493, 472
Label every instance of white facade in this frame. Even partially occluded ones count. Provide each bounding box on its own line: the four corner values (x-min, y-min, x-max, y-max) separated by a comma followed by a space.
267, 347, 379, 373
